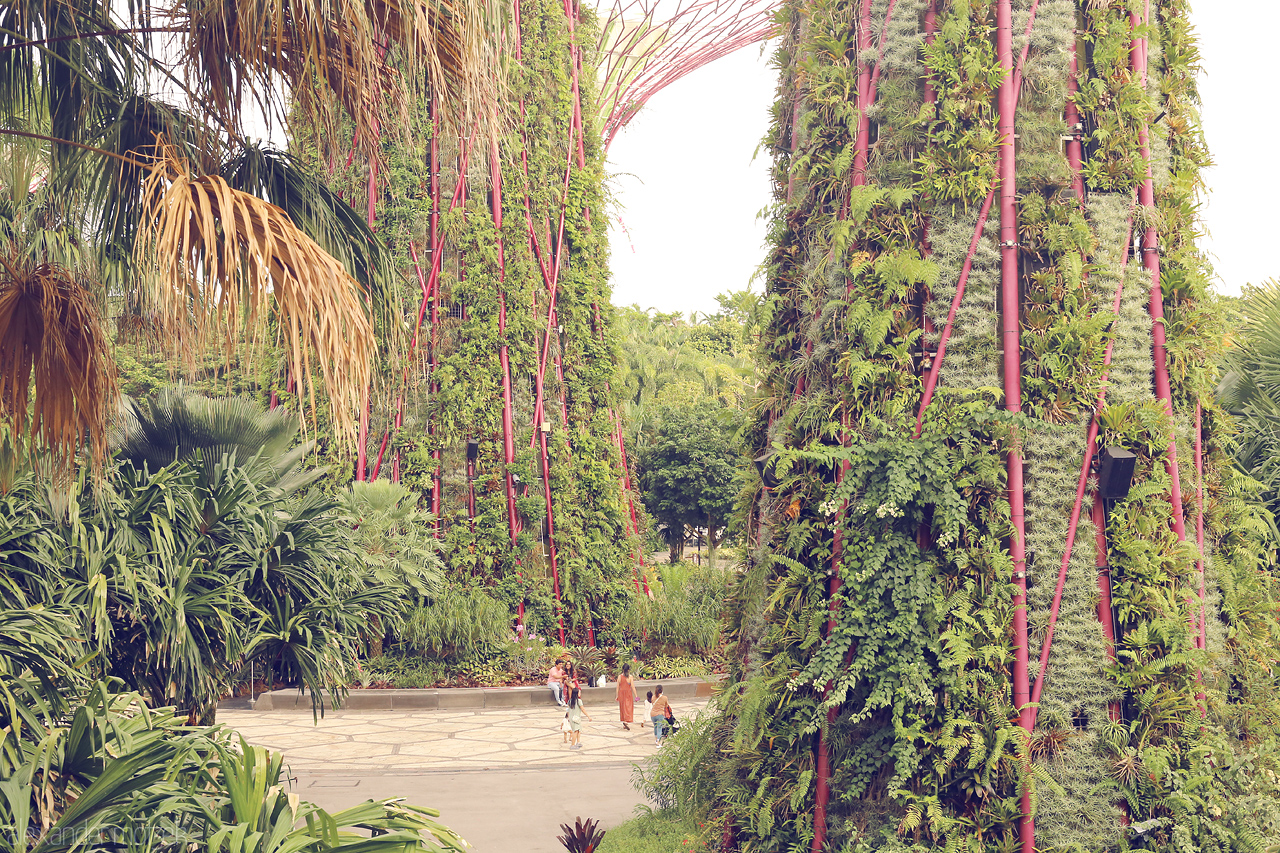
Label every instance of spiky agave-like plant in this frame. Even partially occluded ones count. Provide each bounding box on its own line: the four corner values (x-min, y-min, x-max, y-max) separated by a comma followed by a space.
556, 817, 606, 853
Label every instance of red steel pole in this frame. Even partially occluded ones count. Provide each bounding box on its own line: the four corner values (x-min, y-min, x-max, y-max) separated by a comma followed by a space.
1065, 25, 1085, 203
1130, 3, 1187, 547
917, 0, 1041, 434
541, 425, 566, 646
492, 120, 520, 545
1194, 401, 1206, 711
917, 0, 938, 374
428, 105, 443, 527
1092, 496, 1121, 718
356, 118, 382, 482
1195, 401, 1206, 651
994, 3, 1032, 852
513, 0, 528, 635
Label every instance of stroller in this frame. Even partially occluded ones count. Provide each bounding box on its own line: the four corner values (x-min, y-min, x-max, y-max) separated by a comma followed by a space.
663, 706, 680, 738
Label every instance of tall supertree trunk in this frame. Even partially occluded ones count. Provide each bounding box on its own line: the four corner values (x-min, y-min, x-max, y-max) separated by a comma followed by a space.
692, 2, 1277, 851
294, 0, 641, 644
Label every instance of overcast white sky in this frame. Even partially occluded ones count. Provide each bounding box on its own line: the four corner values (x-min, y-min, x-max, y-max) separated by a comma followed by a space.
604, 2, 1277, 317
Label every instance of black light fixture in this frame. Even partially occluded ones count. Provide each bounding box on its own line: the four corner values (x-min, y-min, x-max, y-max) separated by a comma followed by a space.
754, 452, 781, 490
466, 439, 480, 462
1097, 446, 1137, 500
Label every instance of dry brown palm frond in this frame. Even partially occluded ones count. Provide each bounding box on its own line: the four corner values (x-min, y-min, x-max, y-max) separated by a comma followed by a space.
137, 146, 373, 445
170, 0, 498, 157
0, 253, 114, 464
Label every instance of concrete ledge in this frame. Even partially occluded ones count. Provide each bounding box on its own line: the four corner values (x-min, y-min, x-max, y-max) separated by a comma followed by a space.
390, 691, 438, 710
240, 676, 723, 713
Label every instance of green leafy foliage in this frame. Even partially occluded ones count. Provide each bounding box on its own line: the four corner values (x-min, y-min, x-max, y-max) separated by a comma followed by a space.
618, 563, 733, 657
644, 1, 1280, 851
639, 404, 746, 564
402, 586, 512, 661
0, 394, 421, 721
287, 0, 639, 643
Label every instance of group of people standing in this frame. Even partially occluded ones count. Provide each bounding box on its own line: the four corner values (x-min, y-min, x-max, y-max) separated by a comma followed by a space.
547, 660, 677, 748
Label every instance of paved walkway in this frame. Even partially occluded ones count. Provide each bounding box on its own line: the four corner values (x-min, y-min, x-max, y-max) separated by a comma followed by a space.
221, 700, 708, 851
221, 700, 706, 773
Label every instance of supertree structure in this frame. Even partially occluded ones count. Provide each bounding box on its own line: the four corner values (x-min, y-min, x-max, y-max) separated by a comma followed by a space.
675, 1, 1280, 851
595, 0, 780, 149
291, 0, 781, 644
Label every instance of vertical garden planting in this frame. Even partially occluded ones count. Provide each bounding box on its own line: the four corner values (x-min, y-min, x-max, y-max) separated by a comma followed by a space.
294, 0, 641, 645
653, 1, 1280, 850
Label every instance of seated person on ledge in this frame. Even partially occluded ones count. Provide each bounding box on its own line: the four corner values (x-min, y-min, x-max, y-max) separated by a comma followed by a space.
547, 660, 567, 706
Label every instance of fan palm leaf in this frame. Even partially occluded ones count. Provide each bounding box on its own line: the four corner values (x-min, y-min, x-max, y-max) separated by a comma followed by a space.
0, 0, 502, 460
114, 386, 317, 490
221, 144, 398, 336
138, 146, 373, 443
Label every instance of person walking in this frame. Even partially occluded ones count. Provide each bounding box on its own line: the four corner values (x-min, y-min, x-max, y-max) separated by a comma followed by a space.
566, 688, 591, 749
650, 685, 670, 745
547, 660, 567, 706
641, 690, 653, 730
615, 663, 638, 730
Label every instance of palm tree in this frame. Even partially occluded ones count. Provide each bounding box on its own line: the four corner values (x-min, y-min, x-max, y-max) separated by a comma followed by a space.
1217, 280, 1280, 537
0, 0, 494, 460
1, 390, 423, 723
342, 479, 444, 600
616, 305, 755, 459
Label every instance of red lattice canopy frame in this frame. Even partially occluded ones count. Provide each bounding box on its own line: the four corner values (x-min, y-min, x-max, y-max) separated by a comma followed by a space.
593, 0, 781, 150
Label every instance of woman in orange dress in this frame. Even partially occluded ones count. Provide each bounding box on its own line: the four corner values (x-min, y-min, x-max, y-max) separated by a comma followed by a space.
615, 663, 638, 730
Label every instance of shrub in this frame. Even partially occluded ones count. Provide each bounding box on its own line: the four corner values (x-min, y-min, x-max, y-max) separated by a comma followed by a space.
567, 645, 606, 683
594, 810, 709, 853
503, 635, 553, 676
617, 563, 732, 656
457, 657, 508, 686
401, 586, 511, 660
631, 706, 722, 817
641, 655, 710, 679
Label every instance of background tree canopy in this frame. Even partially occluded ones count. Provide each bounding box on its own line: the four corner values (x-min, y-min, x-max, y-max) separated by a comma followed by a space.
639, 402, 745, 563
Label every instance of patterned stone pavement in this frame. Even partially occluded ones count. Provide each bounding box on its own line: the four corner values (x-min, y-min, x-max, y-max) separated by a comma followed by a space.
220, 699, 709, 773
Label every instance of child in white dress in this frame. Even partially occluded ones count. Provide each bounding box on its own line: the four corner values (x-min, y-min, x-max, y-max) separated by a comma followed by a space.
566, 688, 591, 749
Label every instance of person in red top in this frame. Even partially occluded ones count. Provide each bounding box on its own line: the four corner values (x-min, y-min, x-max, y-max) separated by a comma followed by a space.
649, 685, 670, 745
566, 662, 581, 693
547, 660, 567, 706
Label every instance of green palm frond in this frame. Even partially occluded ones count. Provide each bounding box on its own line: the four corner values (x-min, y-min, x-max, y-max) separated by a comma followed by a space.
114, 386, 305, 476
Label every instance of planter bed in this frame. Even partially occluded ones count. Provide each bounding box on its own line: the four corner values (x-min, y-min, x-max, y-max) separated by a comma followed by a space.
244, 675, 722, 712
